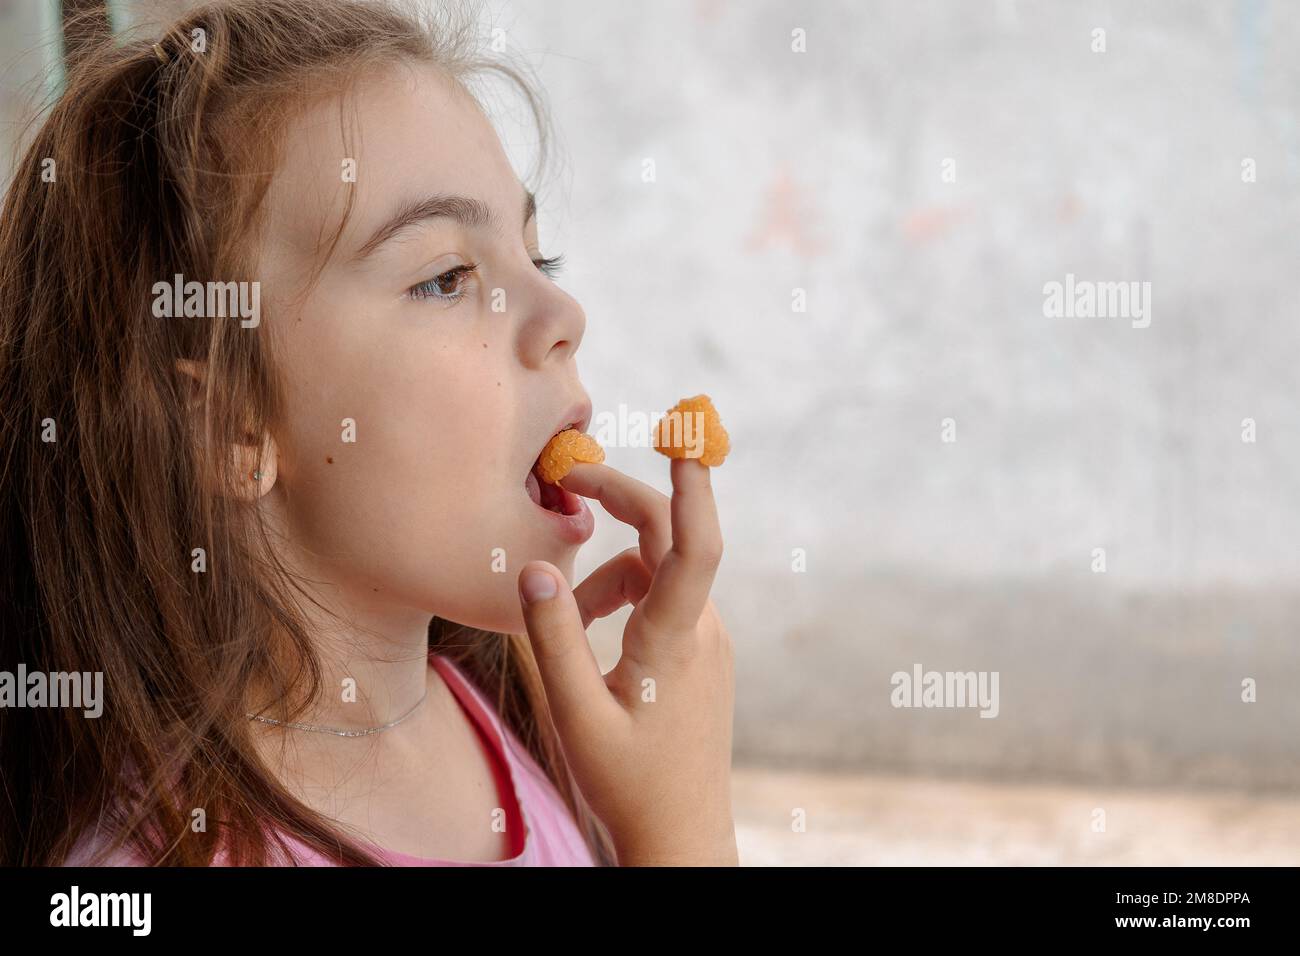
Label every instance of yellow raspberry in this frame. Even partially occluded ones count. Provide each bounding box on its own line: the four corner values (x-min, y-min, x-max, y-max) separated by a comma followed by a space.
652, 394, 730, 466
537, 429, 605, 484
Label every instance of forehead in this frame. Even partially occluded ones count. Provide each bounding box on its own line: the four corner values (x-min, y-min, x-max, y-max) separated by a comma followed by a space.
261, 62, 524, 259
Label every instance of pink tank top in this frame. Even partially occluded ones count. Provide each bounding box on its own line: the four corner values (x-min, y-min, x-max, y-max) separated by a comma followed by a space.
65, 653, 597, 867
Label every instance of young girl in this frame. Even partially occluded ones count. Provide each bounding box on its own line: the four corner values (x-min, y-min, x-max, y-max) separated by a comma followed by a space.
0, 0, 736, 866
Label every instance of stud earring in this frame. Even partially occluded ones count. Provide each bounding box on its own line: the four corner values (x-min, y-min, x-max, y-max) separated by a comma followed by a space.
252, 470, 263, 481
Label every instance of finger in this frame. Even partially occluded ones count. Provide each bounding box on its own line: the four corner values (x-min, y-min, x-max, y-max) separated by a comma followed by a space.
636, 457, 724, 635
572, 547, 653, 629
558, 462, 672, 572
516, 561, 619, 739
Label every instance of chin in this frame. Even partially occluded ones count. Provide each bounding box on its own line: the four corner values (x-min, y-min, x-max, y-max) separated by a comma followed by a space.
548, 549, 579, 581
427, 524, 586, 635
435, 559, 576, 636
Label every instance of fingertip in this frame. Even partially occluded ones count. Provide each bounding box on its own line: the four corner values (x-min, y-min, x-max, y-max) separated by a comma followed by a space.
518, 561, 561, 605
555, 460, 604, 495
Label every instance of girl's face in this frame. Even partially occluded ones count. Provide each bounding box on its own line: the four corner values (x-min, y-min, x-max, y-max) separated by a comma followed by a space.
255, 63, 592, 635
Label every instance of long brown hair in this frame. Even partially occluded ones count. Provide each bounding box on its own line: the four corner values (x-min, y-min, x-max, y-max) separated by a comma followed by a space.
0, 0, 615, 866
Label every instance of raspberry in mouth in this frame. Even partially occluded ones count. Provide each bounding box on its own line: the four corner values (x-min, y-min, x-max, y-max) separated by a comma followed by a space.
525, 426, 598, 515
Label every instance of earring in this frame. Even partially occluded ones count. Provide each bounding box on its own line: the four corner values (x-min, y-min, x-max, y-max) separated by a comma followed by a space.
252, 470, 263, 481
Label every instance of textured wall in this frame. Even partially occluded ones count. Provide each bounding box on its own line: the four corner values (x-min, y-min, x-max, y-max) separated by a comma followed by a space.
498, 0, 1300, 790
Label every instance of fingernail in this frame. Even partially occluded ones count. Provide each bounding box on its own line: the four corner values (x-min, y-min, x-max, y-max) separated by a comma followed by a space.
519, 567, 558, 604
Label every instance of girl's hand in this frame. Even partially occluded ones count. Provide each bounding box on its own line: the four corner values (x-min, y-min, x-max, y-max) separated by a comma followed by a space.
515, 458, 737, 866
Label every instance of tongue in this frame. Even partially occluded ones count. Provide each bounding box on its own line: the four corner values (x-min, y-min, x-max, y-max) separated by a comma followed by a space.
540, 477, 567, 512
526, 462, 575, 514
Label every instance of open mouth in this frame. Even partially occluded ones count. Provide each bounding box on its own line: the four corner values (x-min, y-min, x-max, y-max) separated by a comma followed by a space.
525, 424, 584, 516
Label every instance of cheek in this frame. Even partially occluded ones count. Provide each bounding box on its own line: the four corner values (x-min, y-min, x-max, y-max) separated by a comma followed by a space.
419, 358, 516, 487
275, 337, 522, 566
278, 306, 508, 479
311, 362, 511, 515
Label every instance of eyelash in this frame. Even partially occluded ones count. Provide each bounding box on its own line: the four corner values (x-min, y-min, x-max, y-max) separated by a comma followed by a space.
408, 254, 566, 303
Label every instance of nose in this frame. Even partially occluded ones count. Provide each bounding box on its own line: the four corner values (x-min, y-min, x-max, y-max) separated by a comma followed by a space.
516, 269, 586, 369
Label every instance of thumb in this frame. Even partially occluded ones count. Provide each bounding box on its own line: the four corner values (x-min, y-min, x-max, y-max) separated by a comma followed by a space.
517, 561, 613, 741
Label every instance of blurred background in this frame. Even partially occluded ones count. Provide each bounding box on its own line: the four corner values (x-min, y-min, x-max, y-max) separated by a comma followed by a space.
3, 0, 1298, 864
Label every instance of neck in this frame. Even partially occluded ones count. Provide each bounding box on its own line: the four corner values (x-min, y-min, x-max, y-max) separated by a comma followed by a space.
244, 562, 436, 735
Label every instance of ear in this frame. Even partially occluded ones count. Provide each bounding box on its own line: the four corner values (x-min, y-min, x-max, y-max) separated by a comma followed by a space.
174, 358, 279, 501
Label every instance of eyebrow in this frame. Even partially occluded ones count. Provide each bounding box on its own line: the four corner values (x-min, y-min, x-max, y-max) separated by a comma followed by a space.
353, 188, 536, 260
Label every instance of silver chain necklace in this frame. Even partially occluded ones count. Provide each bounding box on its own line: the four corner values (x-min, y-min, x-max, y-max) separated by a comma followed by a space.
245, 687, 429, 737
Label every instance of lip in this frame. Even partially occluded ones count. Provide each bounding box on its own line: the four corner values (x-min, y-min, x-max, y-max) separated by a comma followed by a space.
535, 493, 595, 544
523, 394, 596, 545
552, 398, 593, 446
524, 396, 594, 478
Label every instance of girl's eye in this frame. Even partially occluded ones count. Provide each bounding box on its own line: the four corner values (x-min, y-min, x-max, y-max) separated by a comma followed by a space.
406, 253, 565, 304
409, 263, 478, 303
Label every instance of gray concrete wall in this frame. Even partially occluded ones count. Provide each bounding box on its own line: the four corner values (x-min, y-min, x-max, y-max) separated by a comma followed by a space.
505, 0, 1300, 792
